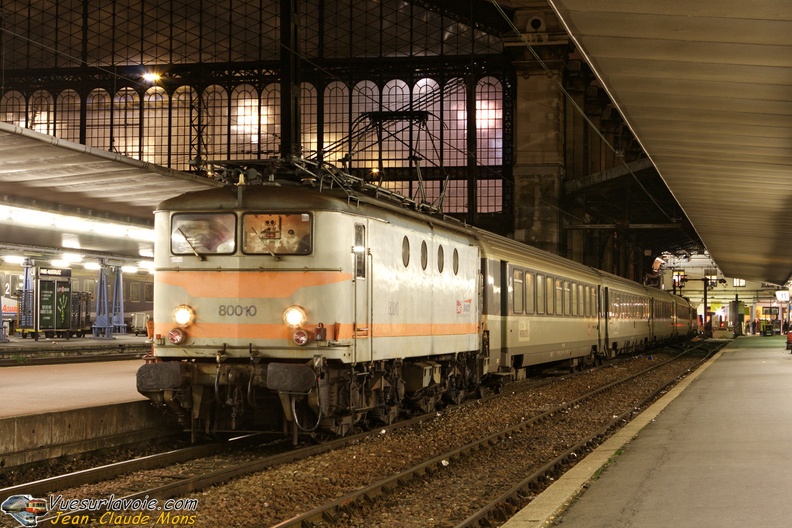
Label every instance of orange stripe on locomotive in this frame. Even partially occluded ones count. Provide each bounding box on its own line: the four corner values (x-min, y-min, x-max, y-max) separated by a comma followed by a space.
157, 270, 352, 297
152, 321, 479, 341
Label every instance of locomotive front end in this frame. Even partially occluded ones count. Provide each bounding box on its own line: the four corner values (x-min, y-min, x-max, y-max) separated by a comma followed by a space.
137, 187, 361, 441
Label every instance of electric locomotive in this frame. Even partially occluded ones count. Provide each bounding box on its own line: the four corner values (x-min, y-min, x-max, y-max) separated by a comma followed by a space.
138, 178, 486, 441
137, 164, 695, 442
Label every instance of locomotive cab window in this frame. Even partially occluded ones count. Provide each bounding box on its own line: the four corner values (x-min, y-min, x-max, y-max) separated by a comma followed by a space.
172, 213, 236, 255
243, 213, 312, 255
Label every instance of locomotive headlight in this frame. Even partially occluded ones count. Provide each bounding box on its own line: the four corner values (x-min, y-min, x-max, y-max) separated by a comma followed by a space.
283, 305, 307, 327
172, 304, 196, 327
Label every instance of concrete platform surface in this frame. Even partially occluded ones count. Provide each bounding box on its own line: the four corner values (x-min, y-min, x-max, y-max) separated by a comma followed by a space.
0, 360, 145, 418
504, 334, 792, 528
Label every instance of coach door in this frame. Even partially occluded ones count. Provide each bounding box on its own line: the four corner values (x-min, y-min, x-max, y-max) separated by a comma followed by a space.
600, 286, 609, 358
353, 222, 372, 363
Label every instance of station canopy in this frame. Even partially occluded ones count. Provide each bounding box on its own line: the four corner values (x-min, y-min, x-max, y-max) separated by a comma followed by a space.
0, 122, 220, 261
546, 0, 792, 286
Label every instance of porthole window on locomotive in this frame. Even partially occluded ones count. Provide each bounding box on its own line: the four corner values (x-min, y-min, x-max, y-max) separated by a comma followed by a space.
402, 236, 410, 267
437, 245, 444, 273
421, 241, 428, 270
453, 248, 459, 275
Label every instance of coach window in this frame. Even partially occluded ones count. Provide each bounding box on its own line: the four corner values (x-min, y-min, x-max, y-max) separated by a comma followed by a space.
583, 285, 590, 316
536, 274, 545, 314
421, 241, 428, 270
583, 285, 589, 316
581, 285, 587, 316
437, 245, 444, 273
402, 236, 410, 267
546, 276, 555, 315
130, 282, 141, 303
525, 272, 535, 314
554, 279, 563, 316
563, 281, 571, 316
513, 269, 524, 314
571, 283, 578, 316
9, 273, 20, 297
453, 248, 459, 275
354, 224, 366, 278
144, 283, 154, 303
83, 279, 96, 300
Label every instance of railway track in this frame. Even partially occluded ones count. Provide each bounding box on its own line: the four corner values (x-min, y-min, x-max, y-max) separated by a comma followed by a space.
263, 342, 723, 527
5, 398, 477, 526
4, 341, 721, 528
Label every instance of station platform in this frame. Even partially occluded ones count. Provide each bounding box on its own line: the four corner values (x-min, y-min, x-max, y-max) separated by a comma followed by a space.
0, 359, 145, 418
0, 332, 150, 350
504, 334, 792, 528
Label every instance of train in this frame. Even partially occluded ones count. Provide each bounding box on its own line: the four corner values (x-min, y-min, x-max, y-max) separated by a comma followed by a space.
136, 161, 698, 442
0, 260, 153, 338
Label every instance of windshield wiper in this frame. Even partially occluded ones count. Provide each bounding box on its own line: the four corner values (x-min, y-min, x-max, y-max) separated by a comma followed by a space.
177, 228, 206, 261
251, 227, 280, 260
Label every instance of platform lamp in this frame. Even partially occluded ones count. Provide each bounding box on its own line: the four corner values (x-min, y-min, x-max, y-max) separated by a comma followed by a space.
775, 290, 790, 330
